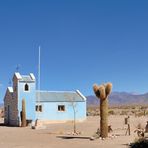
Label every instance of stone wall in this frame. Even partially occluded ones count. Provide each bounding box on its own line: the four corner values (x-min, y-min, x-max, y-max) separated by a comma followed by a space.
4, 75, 19, 126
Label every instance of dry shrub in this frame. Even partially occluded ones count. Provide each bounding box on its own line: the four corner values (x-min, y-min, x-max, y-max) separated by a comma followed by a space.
120, 110, 128, 115
130, 138, 148, 148
108, 110, 115, 115
136, 112, 145, 117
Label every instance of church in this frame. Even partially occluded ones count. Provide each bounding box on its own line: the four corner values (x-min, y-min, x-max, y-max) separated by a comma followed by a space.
4, 73, 86, 126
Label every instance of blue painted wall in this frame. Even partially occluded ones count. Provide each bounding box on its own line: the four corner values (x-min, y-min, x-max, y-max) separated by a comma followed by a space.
18, 82, 36, 121
5, 73, 86, 126
17, 80, 86, 122
36, 101, 86, 121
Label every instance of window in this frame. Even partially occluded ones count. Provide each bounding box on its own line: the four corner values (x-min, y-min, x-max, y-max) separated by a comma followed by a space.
36, 105, 42, 112
24, 83, 29, 91
58, 105, 65, 111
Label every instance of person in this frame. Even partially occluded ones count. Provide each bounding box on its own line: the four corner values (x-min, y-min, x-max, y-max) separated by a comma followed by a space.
125, 116, 131, 135
145, 121, 148, 133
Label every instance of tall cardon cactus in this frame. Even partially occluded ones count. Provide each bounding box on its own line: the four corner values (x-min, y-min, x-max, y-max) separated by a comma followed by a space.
21, 99, 27, 127
93, 83, 112, 138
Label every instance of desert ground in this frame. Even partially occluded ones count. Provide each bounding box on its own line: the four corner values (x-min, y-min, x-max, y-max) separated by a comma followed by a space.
0, 115, 147, 148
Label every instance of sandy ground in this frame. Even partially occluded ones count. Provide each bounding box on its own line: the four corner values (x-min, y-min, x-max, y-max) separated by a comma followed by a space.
0, 116, 147, 148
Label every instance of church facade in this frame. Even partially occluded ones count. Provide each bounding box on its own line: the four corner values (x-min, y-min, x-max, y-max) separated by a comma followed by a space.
4, 73, 86, 126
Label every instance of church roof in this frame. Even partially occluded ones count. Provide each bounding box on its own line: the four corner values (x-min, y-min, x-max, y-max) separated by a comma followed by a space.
14, 73, 22, 79
20, 75, 34, 82
36, 90, 86, 102
14, 73, 35, 82
19, 75, 35, 82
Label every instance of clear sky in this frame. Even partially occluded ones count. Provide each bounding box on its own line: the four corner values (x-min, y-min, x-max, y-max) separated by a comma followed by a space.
0, 0, 148, 102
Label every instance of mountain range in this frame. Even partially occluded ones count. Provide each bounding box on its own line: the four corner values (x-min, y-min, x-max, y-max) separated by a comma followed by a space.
0, 92, 148, 107
86, 92, 148, 106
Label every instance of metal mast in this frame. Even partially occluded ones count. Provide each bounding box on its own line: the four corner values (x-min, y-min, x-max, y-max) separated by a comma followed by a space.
38, 46, 41, 105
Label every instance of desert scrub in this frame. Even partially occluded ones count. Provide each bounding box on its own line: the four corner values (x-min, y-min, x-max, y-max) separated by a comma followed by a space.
130, 138, 148, 148
120, 110, 128, 115
145, 111, 148, 116
136, 112, 145, 117
108, 110, 115, 115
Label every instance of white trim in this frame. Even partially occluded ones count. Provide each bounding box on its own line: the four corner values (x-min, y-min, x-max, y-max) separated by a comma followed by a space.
15, 73, 22, 80
76, 90, 87, 101
30, 73, 35, 80
8, 87, 13, 93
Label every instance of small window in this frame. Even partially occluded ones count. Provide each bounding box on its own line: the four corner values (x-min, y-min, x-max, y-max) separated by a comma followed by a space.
24, 83, 29, 91
58, 105, 65, 111
36, 105, 42, 112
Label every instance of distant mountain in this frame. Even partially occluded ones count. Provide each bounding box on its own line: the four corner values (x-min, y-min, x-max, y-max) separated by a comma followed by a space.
86, 92, 148, 106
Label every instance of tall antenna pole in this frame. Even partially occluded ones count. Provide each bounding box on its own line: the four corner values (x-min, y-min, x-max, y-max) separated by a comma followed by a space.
38, 46, 41, 93
38, 46, 41, 106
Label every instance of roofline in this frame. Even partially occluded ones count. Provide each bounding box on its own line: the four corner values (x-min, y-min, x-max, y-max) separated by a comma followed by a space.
76, 90, 87, 101
36, 100, 85, 103
13, 72, 22, 80
30, 73, 35, 80
7, 87, 13, 93
36, 90, 86, 102
4, 87, 13, 101
19, 80, 35, 83
36, 90, 76, 93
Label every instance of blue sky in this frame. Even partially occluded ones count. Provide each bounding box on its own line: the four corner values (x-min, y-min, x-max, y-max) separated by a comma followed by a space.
0, 0, 148, 102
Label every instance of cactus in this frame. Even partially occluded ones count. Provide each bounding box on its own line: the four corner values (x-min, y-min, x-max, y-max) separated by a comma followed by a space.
93, 82, 112, 138
21, 99, 26, 127
99, 85, 106, 99
105, 83, 112, 97
93, 84, 100, 98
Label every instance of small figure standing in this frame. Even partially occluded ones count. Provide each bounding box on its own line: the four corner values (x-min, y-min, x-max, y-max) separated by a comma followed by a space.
125, 116, 131, 136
